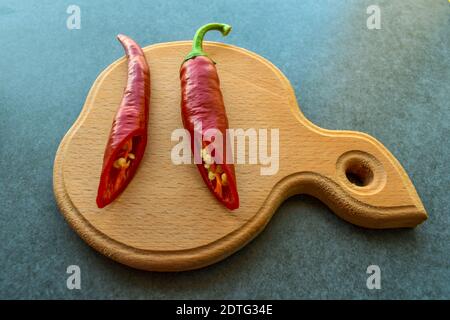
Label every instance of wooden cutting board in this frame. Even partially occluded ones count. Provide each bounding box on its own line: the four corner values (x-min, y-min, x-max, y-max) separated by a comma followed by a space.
53, 41, 427, 271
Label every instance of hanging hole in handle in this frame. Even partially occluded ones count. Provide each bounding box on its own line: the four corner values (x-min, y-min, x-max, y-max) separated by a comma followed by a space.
345, 159, 374, 187
336, 151, 386, 195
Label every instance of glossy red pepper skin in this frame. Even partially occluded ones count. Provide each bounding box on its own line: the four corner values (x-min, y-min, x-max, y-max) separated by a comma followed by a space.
180, 53, 239, 210
96, 34, 150, 208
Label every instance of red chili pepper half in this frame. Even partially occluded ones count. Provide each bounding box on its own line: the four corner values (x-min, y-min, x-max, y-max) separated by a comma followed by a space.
96, 34, 150, 208
180, 23, 239, 210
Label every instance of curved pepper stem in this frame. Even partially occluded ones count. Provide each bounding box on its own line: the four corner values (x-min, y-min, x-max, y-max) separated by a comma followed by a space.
184, 23, 232, 62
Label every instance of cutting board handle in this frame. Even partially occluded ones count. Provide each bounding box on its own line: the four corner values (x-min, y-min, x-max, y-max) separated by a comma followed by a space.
280, 126, 427, 229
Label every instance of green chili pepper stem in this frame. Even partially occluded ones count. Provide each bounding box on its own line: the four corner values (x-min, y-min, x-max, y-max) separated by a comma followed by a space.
184, 23, 232, 62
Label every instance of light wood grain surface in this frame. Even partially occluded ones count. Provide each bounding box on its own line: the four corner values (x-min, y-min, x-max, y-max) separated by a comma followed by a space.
53, 41, 427, 271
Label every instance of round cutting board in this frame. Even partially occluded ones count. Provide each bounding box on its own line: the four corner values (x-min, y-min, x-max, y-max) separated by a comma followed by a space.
53, 41, 427, 271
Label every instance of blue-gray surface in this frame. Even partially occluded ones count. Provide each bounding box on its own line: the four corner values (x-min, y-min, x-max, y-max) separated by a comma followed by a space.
0, 0, 448, 299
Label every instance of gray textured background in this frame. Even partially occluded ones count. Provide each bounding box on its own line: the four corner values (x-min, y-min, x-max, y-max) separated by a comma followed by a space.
0, 0, 448, 299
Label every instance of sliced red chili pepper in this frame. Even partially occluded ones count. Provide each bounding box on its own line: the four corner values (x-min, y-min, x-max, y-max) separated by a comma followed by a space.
180, 23, 239, 210
96, 34, 150, 208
